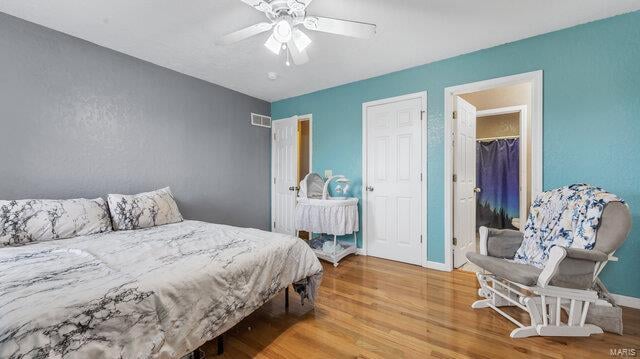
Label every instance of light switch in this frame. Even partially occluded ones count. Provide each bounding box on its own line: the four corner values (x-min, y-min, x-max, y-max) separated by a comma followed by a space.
324, 169, 333, 178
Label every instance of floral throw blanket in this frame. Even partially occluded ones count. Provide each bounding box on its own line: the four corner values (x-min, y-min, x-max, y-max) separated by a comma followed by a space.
513, 184, 624, 268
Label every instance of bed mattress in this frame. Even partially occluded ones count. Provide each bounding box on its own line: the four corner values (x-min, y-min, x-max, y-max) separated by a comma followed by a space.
0, 220, 323, 358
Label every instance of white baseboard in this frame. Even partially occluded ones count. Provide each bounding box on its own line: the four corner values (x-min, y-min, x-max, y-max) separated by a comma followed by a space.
427, 260, 450, 271
610, 293, 640, 309
356, 248, 366, 255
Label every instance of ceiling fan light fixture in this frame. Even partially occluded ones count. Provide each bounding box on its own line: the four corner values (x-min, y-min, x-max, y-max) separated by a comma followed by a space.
218, 1, 378, 67
292, 28, 312, 52
264, 34, 282, 55
273, 20, 293, 43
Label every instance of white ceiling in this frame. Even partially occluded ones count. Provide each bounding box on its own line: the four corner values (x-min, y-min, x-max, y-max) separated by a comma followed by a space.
2, 0, 639, 102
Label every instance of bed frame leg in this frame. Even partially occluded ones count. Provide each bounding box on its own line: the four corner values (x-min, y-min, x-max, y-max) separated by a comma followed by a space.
285, 286, 289, 309
216, 335, 224, 355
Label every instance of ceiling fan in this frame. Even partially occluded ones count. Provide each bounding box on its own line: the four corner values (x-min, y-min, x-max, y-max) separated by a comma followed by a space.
217, 0, 376, 66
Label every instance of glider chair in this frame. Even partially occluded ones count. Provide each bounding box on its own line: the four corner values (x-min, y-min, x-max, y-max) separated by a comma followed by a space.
467, 202, 631, 338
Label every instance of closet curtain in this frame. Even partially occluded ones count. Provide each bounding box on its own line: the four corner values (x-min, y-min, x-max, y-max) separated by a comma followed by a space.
476, 138, 520, 230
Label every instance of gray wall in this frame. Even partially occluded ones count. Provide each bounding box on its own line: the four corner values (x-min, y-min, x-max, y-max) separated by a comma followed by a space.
0, 12, 272, 230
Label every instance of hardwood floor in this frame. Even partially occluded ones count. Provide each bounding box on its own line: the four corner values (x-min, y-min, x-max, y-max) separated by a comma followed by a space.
201, 255, 640, 358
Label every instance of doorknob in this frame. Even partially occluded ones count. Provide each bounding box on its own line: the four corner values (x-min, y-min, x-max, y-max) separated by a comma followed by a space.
289, 186, 299, 191
474, 187, 481, 193
366, 186, 374, 192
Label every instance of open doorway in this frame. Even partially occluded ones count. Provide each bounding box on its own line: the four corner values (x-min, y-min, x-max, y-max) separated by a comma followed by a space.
475, 105, 528, 232
443, 71, 543, 271
297, 117, 312, 239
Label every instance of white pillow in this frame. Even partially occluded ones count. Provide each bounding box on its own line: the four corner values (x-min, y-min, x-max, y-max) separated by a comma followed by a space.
0, 198, 112, 246
107, 187, 183, 231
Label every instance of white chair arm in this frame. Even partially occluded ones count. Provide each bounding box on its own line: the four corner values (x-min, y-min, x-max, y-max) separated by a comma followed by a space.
537, 246, 567, 287
479, 226, 489, 255
563, 247, 609, 262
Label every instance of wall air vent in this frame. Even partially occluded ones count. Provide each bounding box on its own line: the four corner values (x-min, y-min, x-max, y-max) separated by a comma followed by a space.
251, 113, 272, 128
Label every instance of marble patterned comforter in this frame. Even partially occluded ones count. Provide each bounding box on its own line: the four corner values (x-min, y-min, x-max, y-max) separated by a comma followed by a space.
0, 220, 323, 359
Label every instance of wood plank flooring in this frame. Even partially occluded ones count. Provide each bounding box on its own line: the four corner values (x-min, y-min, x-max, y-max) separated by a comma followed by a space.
201, 255, 640, 358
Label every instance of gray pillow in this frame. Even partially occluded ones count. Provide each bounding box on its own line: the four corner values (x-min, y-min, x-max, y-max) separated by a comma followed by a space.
0, 198, 113, 246
107, 187, 183, 231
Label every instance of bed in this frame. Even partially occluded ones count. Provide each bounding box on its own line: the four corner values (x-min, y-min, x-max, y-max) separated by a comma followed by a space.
0, 220, 323, 358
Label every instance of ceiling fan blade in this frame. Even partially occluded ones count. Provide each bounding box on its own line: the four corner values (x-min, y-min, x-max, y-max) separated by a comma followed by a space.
288, 41, 309, 65
216, 22, 273, 45
239, 0, 274, 14
303, 16, 376, 39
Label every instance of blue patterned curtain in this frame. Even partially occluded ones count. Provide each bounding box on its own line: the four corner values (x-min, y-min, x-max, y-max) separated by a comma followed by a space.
476, 138, 520, 229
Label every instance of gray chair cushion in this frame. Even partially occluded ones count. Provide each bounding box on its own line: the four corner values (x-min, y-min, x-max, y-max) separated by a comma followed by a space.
564, 247, 608, 262
486, 228, 524, 259
467, 252, 596, 289
552, 257, 597, 289
467, 252, 541, 286
594, 202, 631, 254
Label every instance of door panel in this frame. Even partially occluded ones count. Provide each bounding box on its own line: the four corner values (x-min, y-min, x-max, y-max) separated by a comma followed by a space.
373, 196, 388, 243
365, 97, 423, 265
453, 97, 477, 268
396, 197, 412, 245
397, 134, 412, 181
271, 117, 298, 235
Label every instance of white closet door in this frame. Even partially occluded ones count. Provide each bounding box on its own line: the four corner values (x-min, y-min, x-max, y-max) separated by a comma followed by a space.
453, 97, 477, 268
365, 97, 423, 265
271, 116, 298, 235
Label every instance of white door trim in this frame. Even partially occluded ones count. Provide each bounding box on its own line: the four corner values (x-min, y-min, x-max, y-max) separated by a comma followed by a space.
476, 105, 526, 118
362, 91, 428, 267
271, 115, 299, 232
476, 105, 528, 228
443, 70, 543, 272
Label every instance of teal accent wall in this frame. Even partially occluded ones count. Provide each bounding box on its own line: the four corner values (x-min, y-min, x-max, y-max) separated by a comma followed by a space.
272, 12, 640, 297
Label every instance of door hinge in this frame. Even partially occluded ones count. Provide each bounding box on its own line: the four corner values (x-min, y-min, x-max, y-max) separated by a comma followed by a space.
419, 172, 423, 182
273, 221, 276, 229
452, 111, 457, 119
420, 235, 423, 244
421, 110, 426, 120
453, 237, 457, 246
273, 133, 276, 141
452, 174, 457, 182
273, 177, 276, 184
